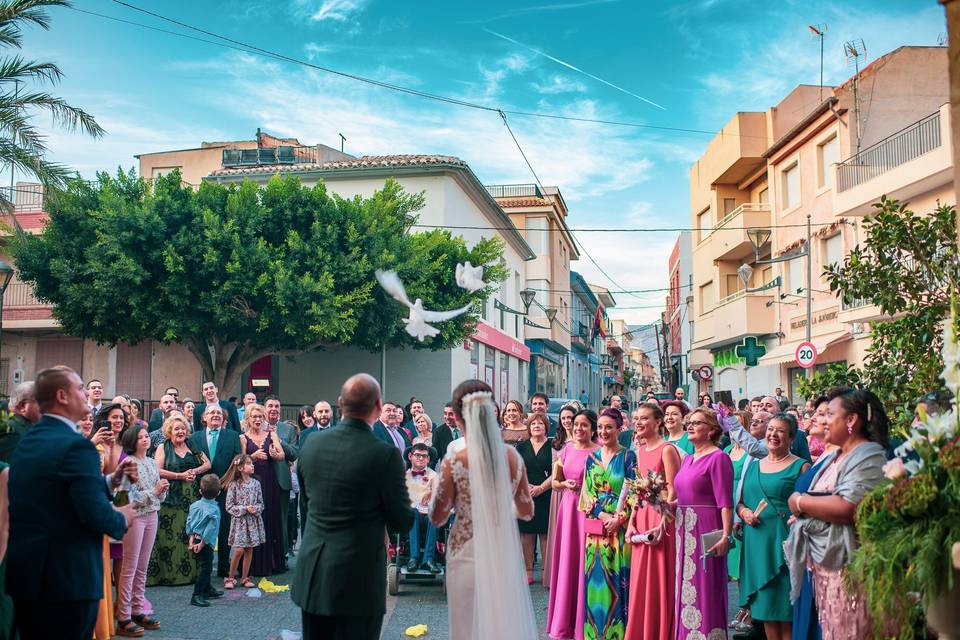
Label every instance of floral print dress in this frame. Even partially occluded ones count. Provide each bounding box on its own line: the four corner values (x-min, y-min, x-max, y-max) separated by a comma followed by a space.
226, 477, 265, 548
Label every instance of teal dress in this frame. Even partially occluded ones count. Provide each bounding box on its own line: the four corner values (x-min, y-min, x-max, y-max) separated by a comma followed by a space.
739, 457, 806, 621
580, 447, 636, 640
725, 445, 748, 581
667, 432, 695, 457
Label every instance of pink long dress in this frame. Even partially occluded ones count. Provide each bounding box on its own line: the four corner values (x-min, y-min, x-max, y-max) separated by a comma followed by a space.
545, 443, 596, 640
625, 441, 677, 640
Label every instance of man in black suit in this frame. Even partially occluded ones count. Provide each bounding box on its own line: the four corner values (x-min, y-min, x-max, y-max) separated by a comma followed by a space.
372, 400, 412, 452
264, 396, 299, 560
0, 381, 39, 463
192, 381, 242, 433
430, 402, 460, 466
7, 366, 136, 640
188, 404, 242, 577
148, 391, 178, 432
530, 392, 558, 437
293, 374, 413, 640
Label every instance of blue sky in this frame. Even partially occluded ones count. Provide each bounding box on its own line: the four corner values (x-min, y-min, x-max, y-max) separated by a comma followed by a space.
24, 0, 946, 323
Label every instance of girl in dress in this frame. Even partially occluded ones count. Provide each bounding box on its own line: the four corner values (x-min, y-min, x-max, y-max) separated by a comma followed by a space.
221, 454, 265, 590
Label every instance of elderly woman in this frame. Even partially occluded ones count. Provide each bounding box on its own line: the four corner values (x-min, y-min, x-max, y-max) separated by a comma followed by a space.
147, 412, 211, 586
411, 413, 440, 468
737, 413, 809, 640
784, 388, 888, 640
516, 412, 554, 584
673, 407, 733, 640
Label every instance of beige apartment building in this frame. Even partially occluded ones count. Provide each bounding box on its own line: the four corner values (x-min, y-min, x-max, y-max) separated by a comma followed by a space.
690, 46, 953, 402
490, 185, 578, 398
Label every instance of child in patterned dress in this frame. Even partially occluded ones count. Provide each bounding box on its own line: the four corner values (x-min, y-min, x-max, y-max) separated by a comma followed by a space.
220, 454, 264, 589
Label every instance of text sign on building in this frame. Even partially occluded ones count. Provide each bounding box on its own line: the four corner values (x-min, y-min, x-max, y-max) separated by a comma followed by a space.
795, 341, 818, 369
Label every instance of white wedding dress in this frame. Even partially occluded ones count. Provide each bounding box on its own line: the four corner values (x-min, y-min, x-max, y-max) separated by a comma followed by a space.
428, 391, 539, 640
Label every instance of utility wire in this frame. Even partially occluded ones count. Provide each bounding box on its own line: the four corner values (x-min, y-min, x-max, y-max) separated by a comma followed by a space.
79, 2, 774, 141
411, 221, 838, 232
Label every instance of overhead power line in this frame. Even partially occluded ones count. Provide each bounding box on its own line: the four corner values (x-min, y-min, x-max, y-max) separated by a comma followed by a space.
411, 221, 839, 233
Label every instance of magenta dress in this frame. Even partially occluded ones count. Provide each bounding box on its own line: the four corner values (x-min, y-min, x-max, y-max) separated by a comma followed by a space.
673, 448, 733, 640
545, 443, 596, 640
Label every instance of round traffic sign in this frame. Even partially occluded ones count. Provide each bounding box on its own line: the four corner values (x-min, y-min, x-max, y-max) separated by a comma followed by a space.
795, 341, 818, 368
698, 365, 713, 381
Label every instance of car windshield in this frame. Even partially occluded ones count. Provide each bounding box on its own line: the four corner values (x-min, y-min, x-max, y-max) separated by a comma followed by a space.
547, 399, 573, 412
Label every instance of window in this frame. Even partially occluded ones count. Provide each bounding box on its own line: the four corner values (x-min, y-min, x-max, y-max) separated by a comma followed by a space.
725, 274, 743, 297
824, 233, 844, 268
699, 281, 715, 313
761, 266, 773, 285
788, 255, 804, 293
723, 198, 737, 216
758, 187, 769, 204
696, 207, 712, 242
526, 217, 549, 257
781, 163, 800, 209
817, 135, 839, 189
151, 166, 181, 179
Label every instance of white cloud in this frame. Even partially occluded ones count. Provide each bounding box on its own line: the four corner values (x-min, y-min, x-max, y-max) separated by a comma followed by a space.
532, 74, 588, 94
292, 0, 369, 23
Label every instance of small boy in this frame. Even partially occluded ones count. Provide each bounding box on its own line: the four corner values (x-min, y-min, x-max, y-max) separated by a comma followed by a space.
405, 443, 440, 573
186, 473, 224, 607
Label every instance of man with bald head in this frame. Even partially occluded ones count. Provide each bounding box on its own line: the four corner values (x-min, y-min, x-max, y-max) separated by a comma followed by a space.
292, 374, 413, 640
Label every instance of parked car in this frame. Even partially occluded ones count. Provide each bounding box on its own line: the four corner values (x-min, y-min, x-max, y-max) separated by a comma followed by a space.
546, 398, 577, 425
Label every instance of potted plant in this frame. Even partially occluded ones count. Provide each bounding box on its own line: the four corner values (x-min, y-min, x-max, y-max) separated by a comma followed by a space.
848, 298, 960, 639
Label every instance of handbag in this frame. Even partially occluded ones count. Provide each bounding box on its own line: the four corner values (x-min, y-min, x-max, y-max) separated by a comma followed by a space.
584, 517, 605, 536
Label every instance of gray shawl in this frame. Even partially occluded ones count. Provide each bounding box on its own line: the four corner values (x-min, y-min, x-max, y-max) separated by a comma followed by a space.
783, 441, 886, 601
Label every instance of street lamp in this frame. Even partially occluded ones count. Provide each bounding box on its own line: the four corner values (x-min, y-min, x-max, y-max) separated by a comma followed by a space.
0, 260, 14, 382
519, 288, 535, 313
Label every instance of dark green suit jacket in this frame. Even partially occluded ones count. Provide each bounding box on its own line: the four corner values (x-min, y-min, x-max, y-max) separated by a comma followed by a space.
187, 427, 242, 478
292, 417, 413, 617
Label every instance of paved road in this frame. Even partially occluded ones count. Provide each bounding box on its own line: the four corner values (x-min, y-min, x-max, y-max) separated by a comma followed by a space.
144, 561, 739, 640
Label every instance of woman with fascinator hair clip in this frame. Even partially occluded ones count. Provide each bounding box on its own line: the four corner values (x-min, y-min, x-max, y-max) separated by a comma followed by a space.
428, 380, 539, 640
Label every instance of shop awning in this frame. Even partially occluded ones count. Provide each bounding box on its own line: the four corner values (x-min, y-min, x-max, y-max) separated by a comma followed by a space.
757, 332, 852, 367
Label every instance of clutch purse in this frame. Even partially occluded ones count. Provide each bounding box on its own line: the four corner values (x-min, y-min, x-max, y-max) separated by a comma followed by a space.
700, 529, 724, 556
584, 517, 605, 536
553, 457, 565, 484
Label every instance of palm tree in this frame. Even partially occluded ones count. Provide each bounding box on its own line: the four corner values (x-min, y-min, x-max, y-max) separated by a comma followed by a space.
0, 0, 103, 210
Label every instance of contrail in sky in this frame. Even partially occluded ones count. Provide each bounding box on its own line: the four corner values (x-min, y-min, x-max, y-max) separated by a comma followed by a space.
484, 28, 666, 110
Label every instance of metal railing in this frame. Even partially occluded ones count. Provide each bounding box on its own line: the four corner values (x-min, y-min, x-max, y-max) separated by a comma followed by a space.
222, 145, 320, 167
836, 111, 942, 192
841, 296, 870, 311
0, 184, 45, 212
3, 282, 46, 307
712, 202, 771, 234
484, 184, 543, 199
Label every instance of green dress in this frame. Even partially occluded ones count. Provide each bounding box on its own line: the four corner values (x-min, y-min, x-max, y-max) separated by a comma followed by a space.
739, 457, 806, 621
0, 462, 11, 640
667, 432, 695, 457
147, 441, 203, 586
725, 445, 748, 581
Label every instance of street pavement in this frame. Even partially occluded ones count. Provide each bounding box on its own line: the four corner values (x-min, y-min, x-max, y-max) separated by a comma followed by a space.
144, 559, 739, 640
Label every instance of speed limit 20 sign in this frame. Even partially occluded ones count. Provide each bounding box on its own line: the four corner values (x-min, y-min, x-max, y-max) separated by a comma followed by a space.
795, 341, 818, 368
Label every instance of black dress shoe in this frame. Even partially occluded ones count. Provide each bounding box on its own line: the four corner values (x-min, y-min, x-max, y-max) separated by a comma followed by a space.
190, 595, 210, 607
405, 558, 419, 572
205, 588, 224, 599
425, 561, 440, 574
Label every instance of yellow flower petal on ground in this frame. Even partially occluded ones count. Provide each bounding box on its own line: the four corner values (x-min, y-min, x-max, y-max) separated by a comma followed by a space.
404, 623, 429, 637
257, 577, 289, 593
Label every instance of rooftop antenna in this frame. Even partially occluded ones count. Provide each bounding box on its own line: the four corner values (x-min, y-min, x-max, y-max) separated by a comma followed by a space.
808, 24, 828, 101
937, 32, 947, 46
844, 38, 867, 155
338, 132, 346, 153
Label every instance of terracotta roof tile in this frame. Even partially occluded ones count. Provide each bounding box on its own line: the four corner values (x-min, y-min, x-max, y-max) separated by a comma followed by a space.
210, 154, 467, 176
494, 197, 551, 208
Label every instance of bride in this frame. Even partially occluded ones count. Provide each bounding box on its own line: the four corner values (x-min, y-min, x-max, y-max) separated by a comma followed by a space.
428, 380, 539, 639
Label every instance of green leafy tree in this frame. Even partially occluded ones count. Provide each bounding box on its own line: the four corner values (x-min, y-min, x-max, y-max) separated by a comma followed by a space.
12, 171, 507, 391
0, 0, 104, 205
823, 196, 958, 430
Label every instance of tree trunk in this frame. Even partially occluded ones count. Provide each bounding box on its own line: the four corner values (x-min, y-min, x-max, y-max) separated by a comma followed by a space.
943, 0, 960, 239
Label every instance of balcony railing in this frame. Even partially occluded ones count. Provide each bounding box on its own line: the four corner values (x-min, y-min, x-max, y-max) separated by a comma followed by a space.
3, 282, 47, 307
221, 145, 320, 167
712, 202, 770, 234
836, 111, 942, 192
0, 184, 45, 212
841, 296, 870, 311
484, 184, 543, 199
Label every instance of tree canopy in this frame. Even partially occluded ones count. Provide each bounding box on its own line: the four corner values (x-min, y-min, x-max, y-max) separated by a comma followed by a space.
811, 196, 959, 429
13, 170, 507, 391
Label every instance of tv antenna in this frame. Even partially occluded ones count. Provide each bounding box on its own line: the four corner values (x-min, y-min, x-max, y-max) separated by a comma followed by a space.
338, 132, 346, 153
808, 24, 828, 101
938, 32, 947, 46
844, 38, 867, 155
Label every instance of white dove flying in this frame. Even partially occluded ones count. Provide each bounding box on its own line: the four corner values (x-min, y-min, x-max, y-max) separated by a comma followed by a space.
455, 261, 485, 293
375, 269, 473, 342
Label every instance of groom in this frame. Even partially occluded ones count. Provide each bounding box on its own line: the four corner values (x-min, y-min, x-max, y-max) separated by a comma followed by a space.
292, 373, 413, 640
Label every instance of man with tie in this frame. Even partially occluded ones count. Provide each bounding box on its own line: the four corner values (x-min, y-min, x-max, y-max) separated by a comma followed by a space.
188, 405, 241, 578
297, 400, 333, 536
373, 400, 411, 452
8, 366, 136, 640
86, 379, 104, 417
193, 381, 242, 433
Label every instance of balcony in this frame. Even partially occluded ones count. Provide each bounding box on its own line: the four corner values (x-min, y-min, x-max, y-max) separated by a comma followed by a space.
692, 290, 776, 351
2, 281, 55, 329
570, 321, 592, 351
485, 184, 543, 199
707, 202, 772, 262
834, 105, 953, 216
221, 145, 320, 167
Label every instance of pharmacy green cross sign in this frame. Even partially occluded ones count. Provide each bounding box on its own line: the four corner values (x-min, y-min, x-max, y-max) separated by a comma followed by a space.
735, 336, 767, 367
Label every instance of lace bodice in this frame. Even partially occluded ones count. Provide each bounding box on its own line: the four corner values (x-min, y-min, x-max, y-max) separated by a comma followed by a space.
429, 445, 534, 557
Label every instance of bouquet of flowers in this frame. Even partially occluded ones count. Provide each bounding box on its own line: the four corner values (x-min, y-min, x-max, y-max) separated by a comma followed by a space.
617, 469, 672, 520
849, 295, 960, 639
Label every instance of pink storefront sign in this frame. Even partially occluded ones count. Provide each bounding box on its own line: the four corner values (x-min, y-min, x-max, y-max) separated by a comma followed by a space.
470, 322, 530, 362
